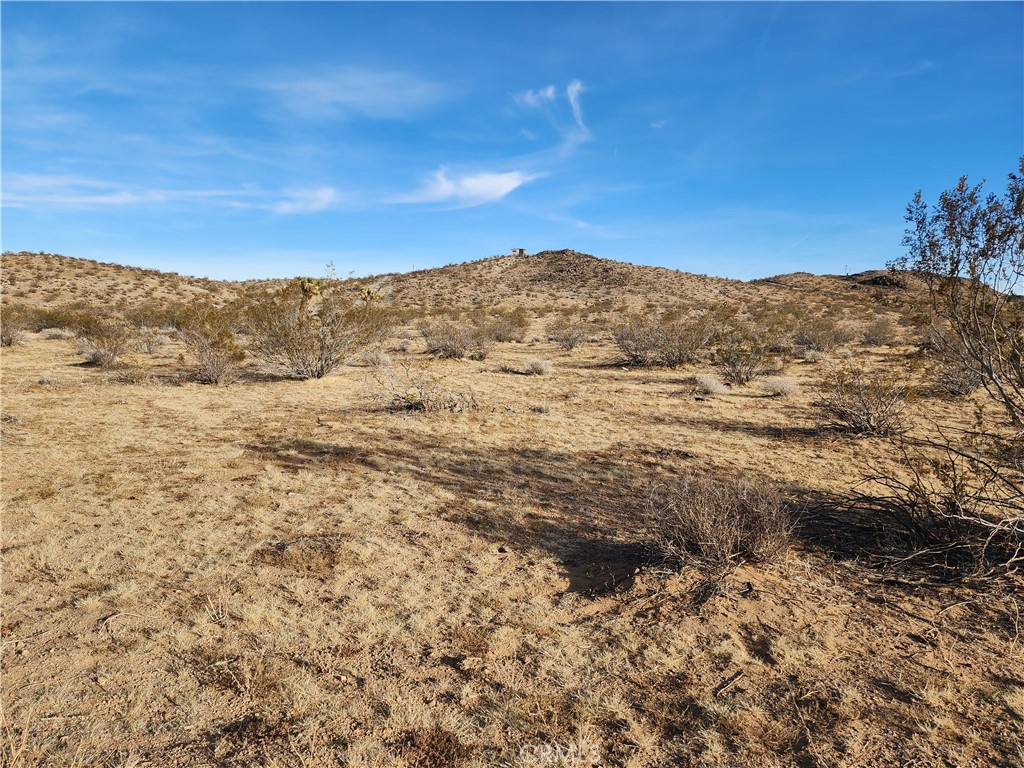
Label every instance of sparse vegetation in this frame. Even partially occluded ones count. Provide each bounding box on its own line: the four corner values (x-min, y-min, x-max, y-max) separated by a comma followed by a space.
547, 317, 587, 350
760, 376, 800, 397
246, 279, 392, 379
0, 306, 27, 346
648, 473, 791, 568
818, 363, 910, 435
3, 246, 1022, 768
419, 319, 491, 360
714, 321, 778, 384
694, 373, 728, 395
177, 304, 245, 384
373, 363, 479, 412
523, 358, 553, 376
612, 313, 714, 367
77, 318, 134, 367
793, 315, 855, 353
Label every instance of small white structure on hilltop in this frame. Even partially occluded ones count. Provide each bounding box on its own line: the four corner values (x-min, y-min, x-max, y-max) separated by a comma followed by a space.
510, 248, 527, 257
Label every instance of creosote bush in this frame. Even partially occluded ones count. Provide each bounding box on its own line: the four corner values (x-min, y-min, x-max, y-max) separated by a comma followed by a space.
247, 279, 392, 379
648, 473, 791, 568
714, 322, 778, 384
818, 364, 910, 436
77, 319, 134, 368
0, 307, 27, 347
862, 317, 899, 347
485, 308, 531, 343
613, 313, 714, 367
793, 316, 855, 353
419, 319, 491, 360
177, 304, 245, 384
547, 317, 587, 351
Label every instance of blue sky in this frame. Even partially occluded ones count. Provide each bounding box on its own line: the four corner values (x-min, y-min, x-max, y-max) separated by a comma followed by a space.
2, 2, 1021, 281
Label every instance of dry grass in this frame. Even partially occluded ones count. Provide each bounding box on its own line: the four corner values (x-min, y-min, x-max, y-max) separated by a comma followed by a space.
1, 250, 1021, 768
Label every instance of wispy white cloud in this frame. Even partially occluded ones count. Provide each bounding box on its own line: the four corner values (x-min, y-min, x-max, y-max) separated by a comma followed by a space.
2, 174, 245, 207
651, 119, 670, 129
515, 84, 556, 108
269, 187, 340, 214
1, 173, 340, 215
567, 79, 587, 132
394, 167, 543, 208
259, 68, 446, 119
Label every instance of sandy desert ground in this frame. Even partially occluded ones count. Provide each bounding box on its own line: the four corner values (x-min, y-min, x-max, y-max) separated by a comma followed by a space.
2, 250, 1022, 767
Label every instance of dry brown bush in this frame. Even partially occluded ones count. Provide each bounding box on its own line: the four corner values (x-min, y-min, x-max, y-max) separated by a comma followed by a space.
694, 373, 728, 395
862, 317, 899, 346
373, 363, 479, 413
648, 473, 791, 568
419, 319, 491, 360
77, 319, 134, 367
793, 316, 855, 353
485, 307, 531, 342
0, 306, 27, 347
547, 317, 587, 351
613, 313, 714, 367
523, 358, 553, 376
818, 364, 910, 435
760, 376, 801, 397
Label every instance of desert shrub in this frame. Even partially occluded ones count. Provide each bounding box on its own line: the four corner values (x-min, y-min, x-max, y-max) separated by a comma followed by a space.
177, 305, 245, 384
19, 303, 96, 333
77, 320, 134, 367
760, 376, 801, 397
486, 308, 531, 343
547, 317, 587, 351
247, 279, 392, 379
648, 473, 791, 568
125, 301, 186, 330
862, 317, 899, 346
818, 364, 910, 435
136, 326, 172, 354
694, 374, 728, 396
373, 363, 479, 413
714, 322, 778, 384
849, 433, 1024, 573
660, 315, 716, 367
0, 307, 27, 346
419, 320, 491, 360
931, 358, 984, 397
800, 348, 826, 363
523, 358, 553, 376
613, 313, 714, 367
612, 316, 662, 366
895, 160, 1024, 427
793, 316, 855, 353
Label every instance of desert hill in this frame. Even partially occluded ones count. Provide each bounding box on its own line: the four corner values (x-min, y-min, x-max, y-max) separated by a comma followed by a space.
1, 249, 918, 321
2, 246, 1021, 767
